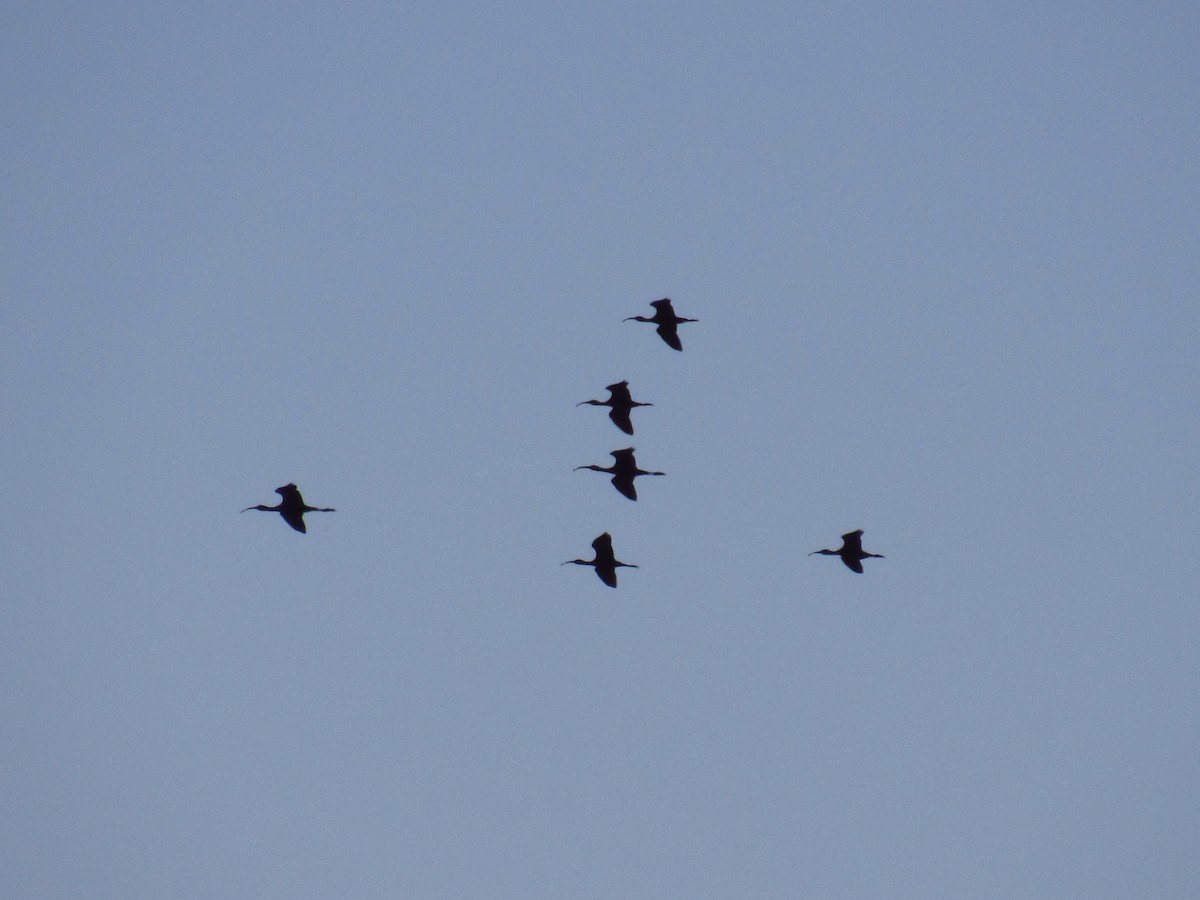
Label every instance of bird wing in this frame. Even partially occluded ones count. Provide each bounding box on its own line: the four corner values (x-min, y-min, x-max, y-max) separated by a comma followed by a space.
607, 381, 631, 400
841, 530, 864, 554
656, 323, 683, 351
281, 509, 307, 533
842, 556, 864, 574
595, 566, 618, 588
612, 475, 638, 501
609, 408, 635, 435
591, 532, 614, 555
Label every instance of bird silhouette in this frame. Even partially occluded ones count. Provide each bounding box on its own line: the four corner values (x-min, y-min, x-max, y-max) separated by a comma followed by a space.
242, 483, 335, 533
623, 298, 698, 351
574, 447, 665, 501
809, 529, 884, 573
576, 380, 654, 435
562, 532, 638, 587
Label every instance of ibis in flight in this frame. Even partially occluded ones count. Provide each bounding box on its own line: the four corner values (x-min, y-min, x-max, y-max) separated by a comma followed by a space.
576, 380, 654, 435
574, 447, 665, 501
242, 483, 335, 533
809, 529, 884, 573
562, 532, 638, 588
624, 298, 697, 351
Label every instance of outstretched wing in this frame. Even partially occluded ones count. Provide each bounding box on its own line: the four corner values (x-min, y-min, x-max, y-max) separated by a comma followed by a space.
841, 530, 865, 555
595, 565, 618, 588
609, 408, 635, 435
606, 381, 632, 402
281, 509, 307, 533
612, 475, 638, 501
842, 556, 864, 574
656, 323, 683, 351
276, 483, 301, 502
591, 532, 614, 556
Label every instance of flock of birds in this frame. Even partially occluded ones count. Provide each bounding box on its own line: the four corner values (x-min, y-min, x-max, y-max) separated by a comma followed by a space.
242, 298, 884, 585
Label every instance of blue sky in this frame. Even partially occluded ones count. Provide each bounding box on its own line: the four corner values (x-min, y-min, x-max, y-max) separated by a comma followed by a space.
3, 3, 1198, 897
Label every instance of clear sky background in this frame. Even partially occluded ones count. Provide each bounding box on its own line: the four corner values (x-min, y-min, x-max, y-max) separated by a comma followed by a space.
3, 3, 1198, 898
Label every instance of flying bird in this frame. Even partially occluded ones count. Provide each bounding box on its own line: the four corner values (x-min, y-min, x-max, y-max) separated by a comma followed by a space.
562, 532, 638, 588
624, 298, 698, 351
574, 447, 665, 501
241, 483, 335, 533
809, 529, 885, 573
576, 380, 654, 435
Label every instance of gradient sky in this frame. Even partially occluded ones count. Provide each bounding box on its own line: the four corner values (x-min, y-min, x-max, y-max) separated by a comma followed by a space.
3, 3, 1199, 898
